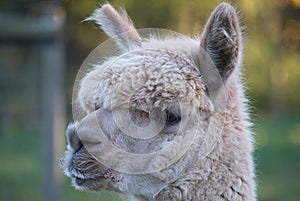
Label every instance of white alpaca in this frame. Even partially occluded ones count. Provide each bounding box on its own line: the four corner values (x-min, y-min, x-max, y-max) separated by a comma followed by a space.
61, 3, 256, 201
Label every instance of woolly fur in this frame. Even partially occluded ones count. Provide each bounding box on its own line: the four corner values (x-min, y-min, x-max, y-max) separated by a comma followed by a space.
61, 2, 256, 201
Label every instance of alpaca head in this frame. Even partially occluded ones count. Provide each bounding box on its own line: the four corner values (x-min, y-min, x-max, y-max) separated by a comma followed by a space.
61, 2, 243, 199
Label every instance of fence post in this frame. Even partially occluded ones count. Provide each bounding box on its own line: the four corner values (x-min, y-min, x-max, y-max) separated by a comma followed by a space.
0, 2, 66, 201
38, 4, 66, 201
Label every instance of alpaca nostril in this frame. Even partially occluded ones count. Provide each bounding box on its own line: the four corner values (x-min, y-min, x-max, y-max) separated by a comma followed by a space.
66, 123, 83, 152
74, 141, 83, 154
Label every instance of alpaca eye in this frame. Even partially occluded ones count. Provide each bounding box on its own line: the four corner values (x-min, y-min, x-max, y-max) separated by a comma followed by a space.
165, 110, 181, 125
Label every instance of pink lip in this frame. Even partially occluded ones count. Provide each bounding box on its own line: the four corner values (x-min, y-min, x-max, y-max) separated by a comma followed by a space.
71, 169, 119, 187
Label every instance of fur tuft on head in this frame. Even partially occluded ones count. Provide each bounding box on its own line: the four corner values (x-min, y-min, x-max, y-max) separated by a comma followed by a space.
85, 3, 142, 50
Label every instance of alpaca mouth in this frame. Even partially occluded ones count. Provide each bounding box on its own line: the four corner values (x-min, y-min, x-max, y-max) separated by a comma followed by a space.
74, 177, 86, 186
66, 160, 120, 188
73, 175, 102, 186
70, 169, 120, 192
61, 150, 114, 187
70, 169, 119, 182
72, 176, 102, 189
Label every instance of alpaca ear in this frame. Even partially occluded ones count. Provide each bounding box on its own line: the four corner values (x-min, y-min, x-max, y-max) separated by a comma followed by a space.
86, 3, 142, 50
199, 3, 242, 83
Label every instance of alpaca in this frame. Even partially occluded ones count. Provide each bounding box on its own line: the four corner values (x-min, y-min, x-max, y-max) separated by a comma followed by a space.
61, 2, 256, 201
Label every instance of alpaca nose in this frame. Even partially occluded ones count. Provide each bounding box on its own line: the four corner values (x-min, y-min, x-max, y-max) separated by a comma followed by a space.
66, 123, 83, 152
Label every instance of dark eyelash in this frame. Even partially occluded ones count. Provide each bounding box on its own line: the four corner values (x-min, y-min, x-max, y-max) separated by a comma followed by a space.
165, 110, 181, 125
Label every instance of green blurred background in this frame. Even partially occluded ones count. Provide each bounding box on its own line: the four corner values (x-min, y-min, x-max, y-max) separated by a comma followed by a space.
0, 0, 300, 201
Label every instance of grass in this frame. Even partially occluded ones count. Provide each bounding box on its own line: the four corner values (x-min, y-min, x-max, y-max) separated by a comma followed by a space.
254, 114, 300, 201
0, 114, 299, 201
